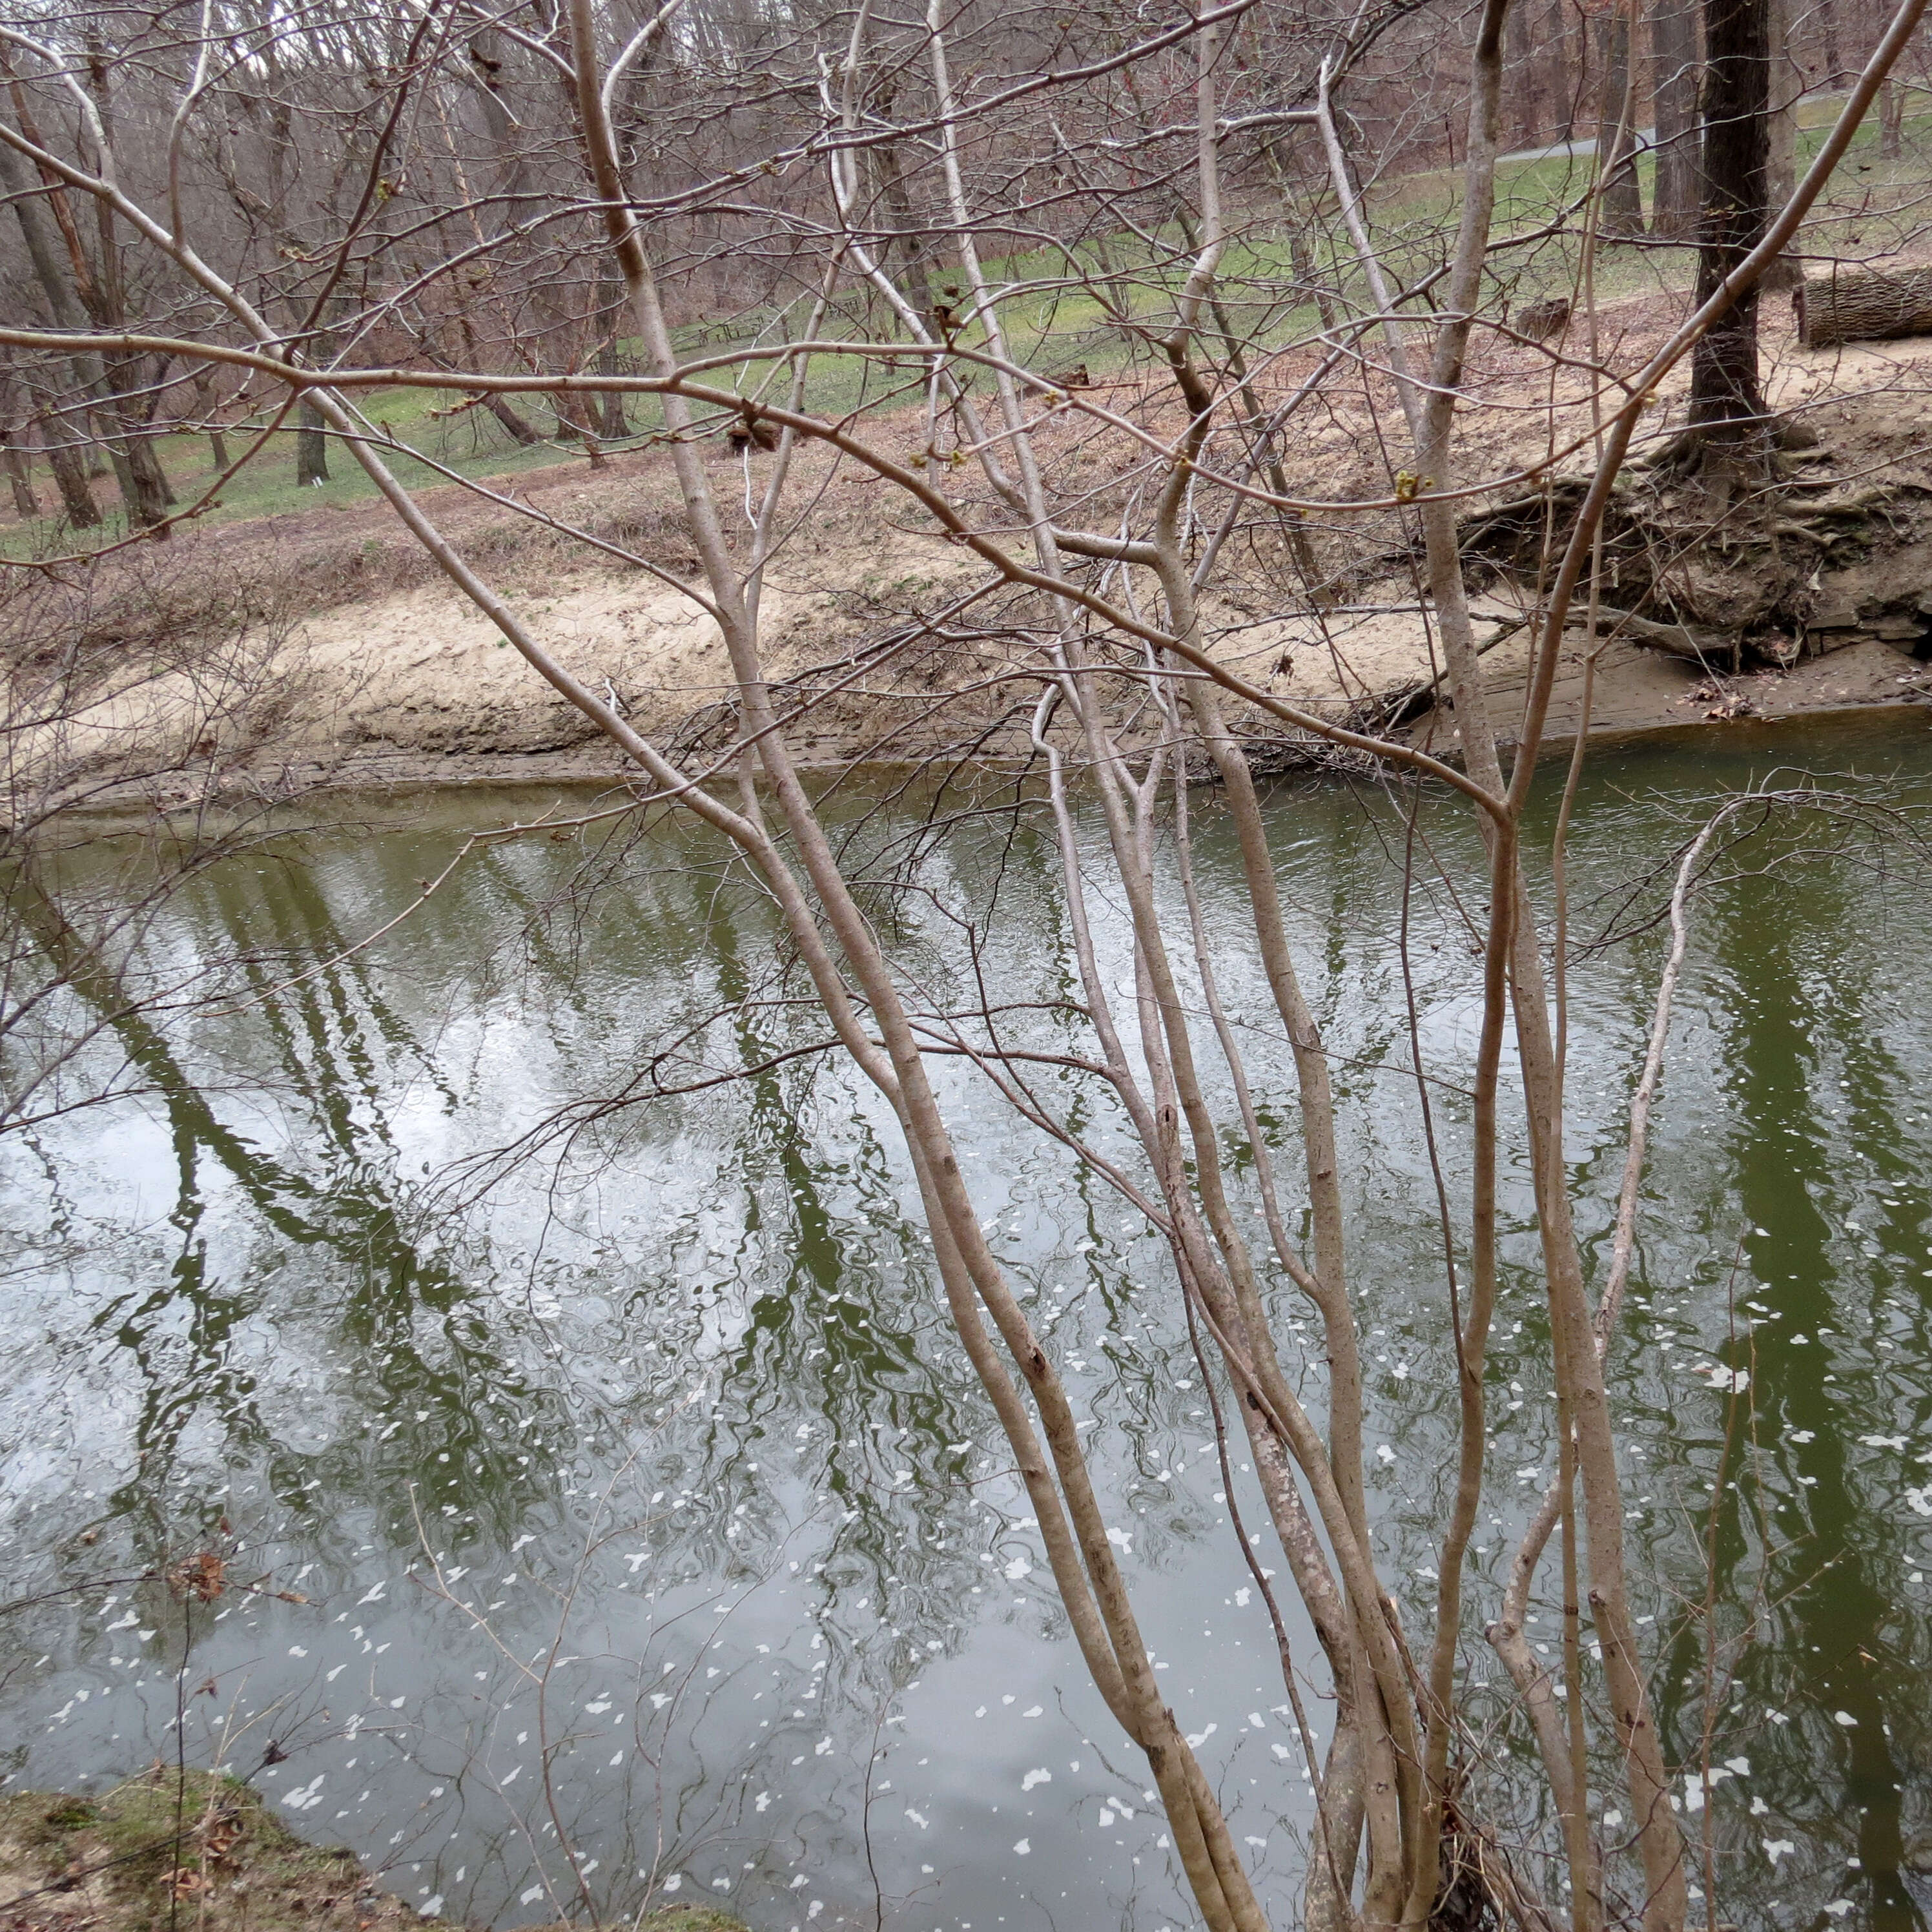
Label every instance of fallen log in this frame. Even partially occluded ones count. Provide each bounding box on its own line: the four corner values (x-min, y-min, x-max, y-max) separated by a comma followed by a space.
1796, 266, 1932, 349
1565, 604, 1739, 671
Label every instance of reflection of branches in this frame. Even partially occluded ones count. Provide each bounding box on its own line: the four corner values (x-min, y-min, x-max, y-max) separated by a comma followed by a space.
11, 0, 1932, 1918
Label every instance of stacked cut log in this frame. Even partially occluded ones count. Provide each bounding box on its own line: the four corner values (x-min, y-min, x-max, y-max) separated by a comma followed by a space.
1796, 267, 1932, 348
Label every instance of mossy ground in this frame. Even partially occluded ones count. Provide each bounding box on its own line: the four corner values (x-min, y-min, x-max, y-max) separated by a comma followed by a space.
0, 1773, 437, 1932
0, 1776, 754, 1932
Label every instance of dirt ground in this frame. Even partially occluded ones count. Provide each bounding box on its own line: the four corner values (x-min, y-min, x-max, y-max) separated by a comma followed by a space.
18, 284, 1932, 806
0, 1776, 742, 1932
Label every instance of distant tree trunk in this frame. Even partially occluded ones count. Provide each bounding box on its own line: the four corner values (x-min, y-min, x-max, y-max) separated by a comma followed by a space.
1762, 0, 1803, 289
1558, 0, 1589, 139
1650, 0, 1702, 232
101, 359, 174, 528
70, 47, 173, 534
872, 131, 932, 320
1596, 3, 1647, 232
596, 272, 629, 440
1879, 76, 1906, 155
295, 398, 330, 485
0, 378, 43, 518
0, 133, 101, 526
486, 391, 541, 444
191, 365, 229, 470
549, 389, 607, 465
1260, 133, 1340, 330
451, 309, 542, 444
483, 391, 542, 444
1818, 0, 1842, 81
1684, 0, 1771, 475
1507, 0, 1541, 146
43, 434, 98, 526
1290, 227, 1339, 329
3, 437, 38, 517
597, 384, 629, 442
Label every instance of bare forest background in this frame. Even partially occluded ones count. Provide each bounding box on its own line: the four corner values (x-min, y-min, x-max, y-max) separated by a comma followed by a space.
0, 0, 1923, 542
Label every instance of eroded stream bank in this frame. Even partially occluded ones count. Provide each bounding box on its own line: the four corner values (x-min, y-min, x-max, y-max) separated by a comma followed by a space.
17, 314, 1932, 812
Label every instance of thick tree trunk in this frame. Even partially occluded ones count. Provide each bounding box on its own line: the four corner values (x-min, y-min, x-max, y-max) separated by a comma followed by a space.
1596, 5, 1647, 232
1650, 0, 1702, 232
116, 430, 172, 527
1797, 265, 1932, 343
1685, 0, 1771, 468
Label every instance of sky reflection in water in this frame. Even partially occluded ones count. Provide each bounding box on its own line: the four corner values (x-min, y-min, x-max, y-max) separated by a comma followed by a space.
5, 714, 1932, 1931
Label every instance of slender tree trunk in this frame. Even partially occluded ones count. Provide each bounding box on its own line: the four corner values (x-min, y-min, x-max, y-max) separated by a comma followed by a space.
484, 391, 541, 444
0, 132, 104, 525
597, 273, 629, 440
1820, 0, 1842, 81
452, 309, 542, 443
1880, 74, 1906, 153
1685, 0, 1772, 471
191, 366, 229, 470
1763, 0, 1804, 287
295, 397, 330, 485
1650, 0, 1703, 231
1596, 3, 1647, 231
3, 436, 38, 517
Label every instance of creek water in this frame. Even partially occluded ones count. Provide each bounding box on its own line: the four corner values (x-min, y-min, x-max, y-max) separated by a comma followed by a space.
5, 712, 1932, 1932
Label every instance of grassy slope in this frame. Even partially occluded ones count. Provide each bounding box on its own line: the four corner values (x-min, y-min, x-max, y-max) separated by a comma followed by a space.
6, 94, 1926, 562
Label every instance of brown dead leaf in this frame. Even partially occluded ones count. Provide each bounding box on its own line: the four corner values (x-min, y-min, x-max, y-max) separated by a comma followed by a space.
170, 1552, 226, 1602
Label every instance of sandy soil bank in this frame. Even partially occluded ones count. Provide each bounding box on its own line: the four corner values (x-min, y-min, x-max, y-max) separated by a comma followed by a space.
15, 291, 1932, 811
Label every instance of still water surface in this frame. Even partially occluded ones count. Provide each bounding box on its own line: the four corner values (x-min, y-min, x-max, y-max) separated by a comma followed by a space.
6, 715, 1932, 1931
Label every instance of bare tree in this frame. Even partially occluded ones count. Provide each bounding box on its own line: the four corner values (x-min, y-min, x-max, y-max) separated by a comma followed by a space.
1, 0, 1927, 1924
